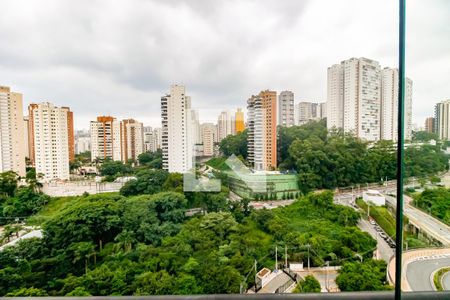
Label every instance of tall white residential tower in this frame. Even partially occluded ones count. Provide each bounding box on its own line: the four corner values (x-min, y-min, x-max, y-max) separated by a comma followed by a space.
161, 85, 194, 173
278, 91, 295, 127
0, 86, 26, 176
29, 102, 72, 180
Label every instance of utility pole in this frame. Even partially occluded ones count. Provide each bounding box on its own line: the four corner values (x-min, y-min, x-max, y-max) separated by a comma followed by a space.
307, 244, 310, 271
275, 246, 278, 271
254, 260, 257, 292
367, 202, 370, 218
284, 245, 288, 269
376, 232, 379, 260
351, 186, 354, 203
325, 261, 329, 291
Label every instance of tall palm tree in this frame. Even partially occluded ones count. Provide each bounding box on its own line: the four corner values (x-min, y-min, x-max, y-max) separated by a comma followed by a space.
70, 242, 96, 274
114, 230, 136, 253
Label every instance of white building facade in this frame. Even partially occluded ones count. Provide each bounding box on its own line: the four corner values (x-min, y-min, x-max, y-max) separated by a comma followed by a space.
30, 102, 70, 180
278, 91, 295, 127
295, 102, 323, 125
327, 57, 413, 142
120, 119, 144, 162
161, 85, 194, 173
436, 100, 450, 141
75, 136, 91, 154
217, 111, 233, 141
90, 116, 121, 162
380, 68, 413, 141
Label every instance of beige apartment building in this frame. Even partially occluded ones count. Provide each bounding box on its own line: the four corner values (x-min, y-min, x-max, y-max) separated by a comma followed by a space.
120, 119, 144, 162
28, 102, 73, 181
0, 86, 26, 176
90, 116, 122, 162
201, 124, 215, 157
247, 90, 277, 171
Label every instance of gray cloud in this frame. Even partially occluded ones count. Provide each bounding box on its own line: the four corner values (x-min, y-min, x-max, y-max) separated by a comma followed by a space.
0, 0, 448, 129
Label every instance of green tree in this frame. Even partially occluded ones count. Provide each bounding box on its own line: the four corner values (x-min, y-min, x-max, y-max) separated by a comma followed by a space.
336, 259, 391, 291
137, 149, 162, 168
293, 275, 321, 293
219, 130, 248, 159
120, 169, 169, 196
0, 171, 19, 197
412, 130, 439, 142
6, 287, 48, 296
70, 241, 96, 274
99, 160, 132, 177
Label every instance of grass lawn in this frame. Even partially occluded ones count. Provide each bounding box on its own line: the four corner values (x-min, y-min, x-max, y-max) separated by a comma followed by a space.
205, 157, 231, 171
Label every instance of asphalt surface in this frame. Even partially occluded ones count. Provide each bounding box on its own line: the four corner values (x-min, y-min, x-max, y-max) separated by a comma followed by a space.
357, 218, 394, 262
406, 257, 450, 291
334, 192, 394, 262
443, 271, 450, 290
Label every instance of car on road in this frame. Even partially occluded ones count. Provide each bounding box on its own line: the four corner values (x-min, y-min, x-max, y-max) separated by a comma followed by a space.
370, 220, 376, 225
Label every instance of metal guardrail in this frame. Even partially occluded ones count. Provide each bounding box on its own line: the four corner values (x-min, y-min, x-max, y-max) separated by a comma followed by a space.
4, 292, 450, 300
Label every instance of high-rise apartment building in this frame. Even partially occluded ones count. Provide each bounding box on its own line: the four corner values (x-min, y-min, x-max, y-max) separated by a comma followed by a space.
327, 58, 413, 142
161, 85, 194, 173
200, 123, 217, 144
235, 108, 245, 133
120, 119, 144, 162
319, 102, 327, 119
28, 102, 72, 180
75, 136, 91, 154
404, 78, 413, 141
327, 58, 380, 141
294, 102, 323, 125
435, 100, 450, 141
66, 109, 75, 161
23, 116, 29, 161
247, 90, 277, 171
326, 64, 344, 129
144, 126, 163, 152
0, 86, 26, 176
424, 117, 435, 133
90, 116, 121, 162
380, 68, 413, 141
217, 111, 233, 141
191, 110, 201, 144
202, 124, 215, 156
278, 91, 295, 127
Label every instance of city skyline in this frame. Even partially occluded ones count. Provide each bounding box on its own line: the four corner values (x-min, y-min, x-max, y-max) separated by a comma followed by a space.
1, 0, 449, 129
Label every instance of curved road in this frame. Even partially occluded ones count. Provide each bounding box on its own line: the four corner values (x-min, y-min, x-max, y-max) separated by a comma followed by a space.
443, 271, 450, 290
406, 258, 450, 291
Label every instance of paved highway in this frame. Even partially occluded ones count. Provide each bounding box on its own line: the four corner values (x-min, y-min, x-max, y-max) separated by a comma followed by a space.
334, 192, 394, 262
357, 218, 394, 262
385, 195, 450, 245
406, 257, 450, 291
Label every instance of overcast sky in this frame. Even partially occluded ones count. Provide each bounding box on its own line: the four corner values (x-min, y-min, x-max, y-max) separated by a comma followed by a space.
0, 0, 449, 130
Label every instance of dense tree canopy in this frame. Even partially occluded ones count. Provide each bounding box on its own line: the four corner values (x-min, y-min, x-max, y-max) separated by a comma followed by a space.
277, 121, 448, 193
120, 169, 169, 196
336, 259, 391, 291
413, 188, 450, 225
293, 275, 321, 293
219, 130, 248, 159
0, 191, 379, 296
137, 150, 162, 169
0, 172, 49, 226
99, 160, 132, 181
412, 130, 439, 142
